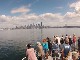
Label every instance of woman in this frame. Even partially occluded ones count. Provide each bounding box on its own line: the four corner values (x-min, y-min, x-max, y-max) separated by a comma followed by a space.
36, 42, 44, 60
26, 43, 37, 60
42, 39, 49, 59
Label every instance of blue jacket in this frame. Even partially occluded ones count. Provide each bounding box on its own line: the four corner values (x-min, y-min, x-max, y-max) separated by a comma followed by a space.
42, 42, 48, 50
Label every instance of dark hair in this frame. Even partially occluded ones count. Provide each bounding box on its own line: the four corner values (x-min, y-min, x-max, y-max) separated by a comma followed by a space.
46, 37, 49, 40
55, 39, 58, 44
27, 43, 31, 49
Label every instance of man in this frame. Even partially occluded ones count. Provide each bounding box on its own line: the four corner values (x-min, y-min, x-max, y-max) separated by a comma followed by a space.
73, 34, 76, 48
52, 39, 59, 60
46, 37, 52, 55
78, 37, 80, 51
62, 39, 71, 59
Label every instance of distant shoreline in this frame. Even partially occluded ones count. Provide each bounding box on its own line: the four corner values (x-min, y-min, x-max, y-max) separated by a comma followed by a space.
1, 26, 80, 30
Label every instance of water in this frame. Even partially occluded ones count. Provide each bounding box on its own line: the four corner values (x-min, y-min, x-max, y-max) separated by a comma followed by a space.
0, 28, 80, 60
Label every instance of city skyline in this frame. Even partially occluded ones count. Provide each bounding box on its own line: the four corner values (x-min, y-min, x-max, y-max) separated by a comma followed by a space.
0, 0, 80, 28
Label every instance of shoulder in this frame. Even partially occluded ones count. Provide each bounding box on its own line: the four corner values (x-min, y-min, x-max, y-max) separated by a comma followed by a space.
31, 48, 34, 50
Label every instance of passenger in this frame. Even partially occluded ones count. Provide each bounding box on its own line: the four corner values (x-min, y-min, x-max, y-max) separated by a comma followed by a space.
73, 34, 77, 49
60, 37, 64, 51
68, 35, 72, 46
65, 34, 68, 38
78, 50, 80, 60
78, 37, 80, 51
64, 35, 69, 44
53, 35, 56, 43
42, 39, 48, 59
52, 39, 59, 60
46, 37, 52, 56
62, 39, 71, 59
60, 37, 65, 60
60, 35, 64, 44
36, 42, 44, 60
26, 43, 37, 60
72, 51, 78, 60
56, 35, 61, 45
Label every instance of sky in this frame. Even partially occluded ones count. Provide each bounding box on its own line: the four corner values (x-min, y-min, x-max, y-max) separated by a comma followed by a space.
0, 0, 80, 28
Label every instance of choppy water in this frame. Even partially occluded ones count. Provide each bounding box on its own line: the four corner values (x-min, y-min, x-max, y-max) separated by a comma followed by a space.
0, 28, 80, 60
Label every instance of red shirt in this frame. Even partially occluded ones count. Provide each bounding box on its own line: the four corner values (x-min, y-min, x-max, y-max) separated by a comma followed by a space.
73, 36, 76, 43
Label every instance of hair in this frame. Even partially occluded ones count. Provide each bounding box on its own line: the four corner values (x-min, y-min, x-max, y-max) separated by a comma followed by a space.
55, 39, 58, 44
62, 35, 63, 37
65, 39, 69, 44
27, 43, 31, 49
46, 37, 50, 40
42, 39, 46, 42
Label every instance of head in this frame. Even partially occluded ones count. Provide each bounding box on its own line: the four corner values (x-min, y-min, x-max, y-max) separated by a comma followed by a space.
65, 38, 69, 44
73, 33, 75, 36
42, 39, 46, 42
69, 35, 71, 38
53, 36, 56, 38
62, 35, 63, 37
78, 37, 80, 39
27, 43, 32, 49
37, 42, 41, 46
65, 36, 68, 39
46, 37, 49, 39
56, 35, 58, 37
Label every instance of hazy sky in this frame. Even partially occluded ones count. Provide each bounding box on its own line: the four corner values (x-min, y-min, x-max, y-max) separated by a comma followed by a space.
0, 0, 80, 28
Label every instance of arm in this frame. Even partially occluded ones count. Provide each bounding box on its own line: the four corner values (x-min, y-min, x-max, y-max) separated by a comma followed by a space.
26, 50, 28, 57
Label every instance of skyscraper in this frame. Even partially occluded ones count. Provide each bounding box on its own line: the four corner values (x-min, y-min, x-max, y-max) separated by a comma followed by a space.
41, 22, 42, 26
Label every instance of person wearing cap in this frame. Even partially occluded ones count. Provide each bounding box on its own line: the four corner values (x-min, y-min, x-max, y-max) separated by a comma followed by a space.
26, 43, 37, 60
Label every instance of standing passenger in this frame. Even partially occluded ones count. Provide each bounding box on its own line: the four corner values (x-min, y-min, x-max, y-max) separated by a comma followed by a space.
78, 37, 80, 51
52, 39, 59, 60
42, 39, 48, 59
36, 42, 44, 60
53, 36, 56, 43
56, 35, 60, 45
62, 39, 71, 59
26, 44, 37, 60
60, 35, 64, 44
68, 35, 72, 46
73, 34, 77, 49
46, 37, 52, 56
